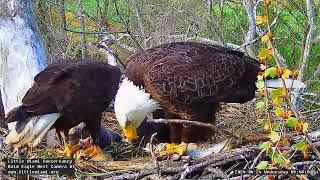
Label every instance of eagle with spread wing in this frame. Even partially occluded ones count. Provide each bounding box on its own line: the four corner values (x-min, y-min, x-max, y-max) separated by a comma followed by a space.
5, 60, 121, 158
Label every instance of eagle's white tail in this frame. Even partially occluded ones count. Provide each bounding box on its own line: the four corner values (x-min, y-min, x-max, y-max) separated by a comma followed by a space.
266, 78, 306, 89
5, 113, 61, 148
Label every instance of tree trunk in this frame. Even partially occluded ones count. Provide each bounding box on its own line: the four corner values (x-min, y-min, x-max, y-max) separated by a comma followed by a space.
0, 0, 47, 127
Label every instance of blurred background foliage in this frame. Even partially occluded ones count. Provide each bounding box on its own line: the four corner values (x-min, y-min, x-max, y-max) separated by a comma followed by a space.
32, 0, 319, 107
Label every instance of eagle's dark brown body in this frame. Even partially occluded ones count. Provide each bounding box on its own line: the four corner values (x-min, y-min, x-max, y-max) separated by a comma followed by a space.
126, 42, 260, 143
6, 60, 121, 145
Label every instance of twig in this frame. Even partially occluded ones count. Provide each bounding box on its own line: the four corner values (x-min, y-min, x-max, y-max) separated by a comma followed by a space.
249, 149, 266, 169
149, 133, 160, 176
147, 118, 240, 139
179, 146, 261, 180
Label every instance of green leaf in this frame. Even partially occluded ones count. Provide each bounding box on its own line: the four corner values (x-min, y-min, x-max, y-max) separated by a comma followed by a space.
271, 88, 281, 99
272, 123, 280, 131
286, 117, 298, 128
269, 131, 280, 142
256, 161, 268, 170
265, 67, 277, 78
295, 141, 306, 150
256, 102, 266, 111
255, 80, 265, 89
275, 157, 285, 165
257, 118, 265, 124
260, 141, 269, 149
274, 107, 284, 118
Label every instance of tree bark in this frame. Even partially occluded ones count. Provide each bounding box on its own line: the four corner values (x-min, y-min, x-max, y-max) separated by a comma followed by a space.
0, 0, 47, 125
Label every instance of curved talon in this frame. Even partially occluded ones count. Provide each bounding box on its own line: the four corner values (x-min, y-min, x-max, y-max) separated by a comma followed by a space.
60, 131, 80, 158
80, 145, 107, 161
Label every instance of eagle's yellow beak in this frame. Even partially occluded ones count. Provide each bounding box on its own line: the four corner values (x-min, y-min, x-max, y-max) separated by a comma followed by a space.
123, 127, 138, 141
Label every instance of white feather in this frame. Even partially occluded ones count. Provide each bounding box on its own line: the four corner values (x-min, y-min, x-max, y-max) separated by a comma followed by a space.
114, 78, 161, 129
266, 78, 306, 89
5, 113, 60, 148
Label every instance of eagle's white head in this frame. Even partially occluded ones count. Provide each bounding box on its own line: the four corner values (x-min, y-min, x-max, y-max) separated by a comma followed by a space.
114, 78, 161, 141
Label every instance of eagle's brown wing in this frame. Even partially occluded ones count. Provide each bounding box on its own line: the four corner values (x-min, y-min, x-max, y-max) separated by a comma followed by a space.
22, 63, 76, 108
22, 61, 121, 115
143, 52, 258, 109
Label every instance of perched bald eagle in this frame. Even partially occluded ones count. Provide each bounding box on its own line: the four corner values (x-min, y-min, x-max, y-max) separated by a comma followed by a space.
5, 60, 121, 158
114, 42, 305, 145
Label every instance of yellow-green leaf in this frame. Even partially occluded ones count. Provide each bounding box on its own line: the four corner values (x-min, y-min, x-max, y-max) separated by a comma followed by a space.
256, 16, 268, 25
272, 123, 280, 131
257, 118, 265, 124
256, 161, 268, 170
258, 48, 269, 59
273, 97, 283, 106
261, 32, 272, 43
256, 102, 266, 111
274, 107, 283, 118
265, 67, 277, 78
264, 119, 271, 131
271, 88, 286, 99
286, 117, 298, 128
260, 141, 270, 149
281, 69, 291, 79
302, 122, 309, 132
275, 157, 285, 165
256, 80, 265, 89
295, 141, 306, 150
268, 131, 280, 143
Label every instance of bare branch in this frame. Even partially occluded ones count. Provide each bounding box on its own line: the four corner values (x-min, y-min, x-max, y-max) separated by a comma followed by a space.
244, 0, 257, 58
150, 133, 160, 176
77, 0, 86, 58
297, 0, 316, 81
207, 0, 212, 15
130, 0, 147, 47
147, 118, 240, 139
313, 63, 320, 79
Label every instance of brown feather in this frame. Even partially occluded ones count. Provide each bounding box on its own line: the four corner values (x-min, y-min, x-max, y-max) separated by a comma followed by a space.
6, 60, 121, 145
126, 42, 260, 143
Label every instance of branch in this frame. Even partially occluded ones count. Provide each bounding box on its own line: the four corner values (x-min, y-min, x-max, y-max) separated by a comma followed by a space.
313, 63, 320, 79
297, 0, 317, 81
77, 0, 86, 58
244, 0, 257, 58
207, 0, 212, 15
254, 1, 287, 66
150, 133, 160, 176
147, 119, 240, 139
130, 0, 147, 47
179, 147, 261, 179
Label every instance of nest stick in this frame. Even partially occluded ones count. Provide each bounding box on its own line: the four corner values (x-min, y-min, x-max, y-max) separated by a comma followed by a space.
147, 119, 240, 139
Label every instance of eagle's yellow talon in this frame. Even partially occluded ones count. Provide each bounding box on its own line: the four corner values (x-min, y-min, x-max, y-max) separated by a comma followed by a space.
59, 131, 79, 158
81, 145, 102, 158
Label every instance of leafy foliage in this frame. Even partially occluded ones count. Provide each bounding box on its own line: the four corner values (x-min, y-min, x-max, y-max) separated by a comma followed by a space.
254, 0, 317, 171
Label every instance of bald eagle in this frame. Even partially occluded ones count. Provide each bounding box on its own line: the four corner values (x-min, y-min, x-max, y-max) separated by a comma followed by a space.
114, 42, 305, 145
5, 60, 121, 158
